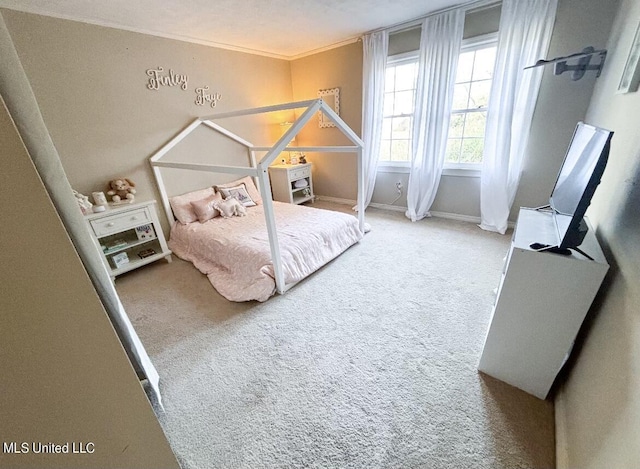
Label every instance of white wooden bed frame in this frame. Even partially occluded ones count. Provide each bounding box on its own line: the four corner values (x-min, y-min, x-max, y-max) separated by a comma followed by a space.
149, 99, 365, 295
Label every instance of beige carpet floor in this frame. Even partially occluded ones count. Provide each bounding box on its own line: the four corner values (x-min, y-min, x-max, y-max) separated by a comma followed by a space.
117, 204, 555, 469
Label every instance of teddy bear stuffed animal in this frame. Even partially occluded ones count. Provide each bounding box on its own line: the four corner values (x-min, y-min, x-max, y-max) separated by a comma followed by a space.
107, 178, 136, 203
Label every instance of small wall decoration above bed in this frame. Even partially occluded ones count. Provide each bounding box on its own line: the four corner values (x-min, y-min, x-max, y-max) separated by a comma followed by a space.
195, 86, 222, 108
146, 67, 189, 91
317, 88, 340, 128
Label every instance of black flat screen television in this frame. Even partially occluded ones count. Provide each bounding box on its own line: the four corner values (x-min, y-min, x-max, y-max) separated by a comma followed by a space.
549, 122, 613, 250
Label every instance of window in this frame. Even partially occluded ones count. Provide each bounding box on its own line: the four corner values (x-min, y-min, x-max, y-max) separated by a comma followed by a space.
445, 34, 498, 167
379, 53, 418, 165
378, 34, 497, 170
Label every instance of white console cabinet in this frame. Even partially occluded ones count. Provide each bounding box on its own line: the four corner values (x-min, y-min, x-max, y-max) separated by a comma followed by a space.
478, 208, 608, 399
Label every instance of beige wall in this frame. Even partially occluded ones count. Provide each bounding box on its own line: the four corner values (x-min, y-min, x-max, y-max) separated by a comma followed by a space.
556, 0, 640, 466
1, 2, 619, 224
2, 9, 293, 231
511, 0, 617, 220
372, 0, 617, 220
290, 41, 363, 200
0, 96, 179, 468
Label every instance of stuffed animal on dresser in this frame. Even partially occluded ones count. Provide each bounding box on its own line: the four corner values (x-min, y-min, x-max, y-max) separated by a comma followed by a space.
107, 178, 136, 203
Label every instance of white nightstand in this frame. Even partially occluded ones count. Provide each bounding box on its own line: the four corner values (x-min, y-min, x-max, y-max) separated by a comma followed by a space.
268, 163, 315, 204
85, 200, 172, 279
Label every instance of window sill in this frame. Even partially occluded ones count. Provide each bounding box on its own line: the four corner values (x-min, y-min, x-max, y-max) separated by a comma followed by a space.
442, 166, 481, 178
377, 163, 410, 174
377, 164, 481, 178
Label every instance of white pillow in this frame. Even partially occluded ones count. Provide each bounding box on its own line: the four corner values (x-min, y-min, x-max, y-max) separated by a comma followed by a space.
218, 184, 257, 207
215, 176, 262, 205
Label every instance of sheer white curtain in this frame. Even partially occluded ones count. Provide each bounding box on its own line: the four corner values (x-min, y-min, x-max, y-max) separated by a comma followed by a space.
405, 10, 464, 222
479, 0, 558, 234
360, 30, 388, 209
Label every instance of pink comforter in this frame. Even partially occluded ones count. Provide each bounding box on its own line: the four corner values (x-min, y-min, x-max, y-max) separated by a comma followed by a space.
168, 202, 363, 302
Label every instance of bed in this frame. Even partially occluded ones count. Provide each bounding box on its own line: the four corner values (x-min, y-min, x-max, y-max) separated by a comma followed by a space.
149, 99, 366, 299
168, 200, 362, 302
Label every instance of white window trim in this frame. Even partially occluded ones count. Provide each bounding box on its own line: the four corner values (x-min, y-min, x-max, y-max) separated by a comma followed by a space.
461, 31, 498, 51
378, 51, 418, 172
442, 164, 481, 177
387, 50, 419, 66
377, 162, 410, 173
443, 31, 498, 176
377, 163, 480, 177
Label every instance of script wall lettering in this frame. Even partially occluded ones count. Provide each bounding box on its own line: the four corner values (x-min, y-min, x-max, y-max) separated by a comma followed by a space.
146, 67, 188, 91
195, 86, 222, 108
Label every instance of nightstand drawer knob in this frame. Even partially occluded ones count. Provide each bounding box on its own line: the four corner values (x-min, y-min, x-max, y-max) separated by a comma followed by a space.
107, 222, 115, 227
131, 216, 138, 220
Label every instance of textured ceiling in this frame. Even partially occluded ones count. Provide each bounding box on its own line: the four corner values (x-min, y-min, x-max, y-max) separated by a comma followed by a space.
0, 0, 468, 59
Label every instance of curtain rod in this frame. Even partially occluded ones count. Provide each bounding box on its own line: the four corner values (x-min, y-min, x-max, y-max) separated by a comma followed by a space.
362, 0, 501, 37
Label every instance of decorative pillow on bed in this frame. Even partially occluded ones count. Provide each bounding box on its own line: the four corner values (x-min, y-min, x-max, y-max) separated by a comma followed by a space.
191, 192, 223, 223
169, 187, 215, 224
217, 184, 257, 207
215, 176, 262, 205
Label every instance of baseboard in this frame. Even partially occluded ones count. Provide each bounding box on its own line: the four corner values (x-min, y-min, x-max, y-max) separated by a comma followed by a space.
315, 195, 356, 206
370, 202, 482, 224
555, 388, 570, 469
430, 210, 482, 224
317, 196, 515, 228
368, 202, 406, 213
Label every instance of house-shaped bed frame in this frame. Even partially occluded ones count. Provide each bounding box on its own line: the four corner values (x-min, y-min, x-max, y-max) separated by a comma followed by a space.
149, 99, 365, 295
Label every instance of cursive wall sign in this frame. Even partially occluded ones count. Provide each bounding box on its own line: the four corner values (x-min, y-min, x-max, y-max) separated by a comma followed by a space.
195, 86, 222, 108
146, 67, 188, 91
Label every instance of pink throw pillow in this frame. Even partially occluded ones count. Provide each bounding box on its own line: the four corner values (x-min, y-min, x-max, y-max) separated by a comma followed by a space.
169, 187, 215, 224
191, 192, 223, 223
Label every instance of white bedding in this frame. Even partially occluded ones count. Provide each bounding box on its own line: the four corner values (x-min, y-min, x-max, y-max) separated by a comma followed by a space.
168, 202, 363, 302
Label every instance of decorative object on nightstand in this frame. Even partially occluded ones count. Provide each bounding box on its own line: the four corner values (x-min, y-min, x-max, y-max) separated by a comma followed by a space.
268, 163, 315, 205
106, 178, 137, 204
135, 224, 155, 240
85, 200, 172, 280
91, 191, 108, 212
137, 248, 156, 259
111, 252, 130, 268
73, 189, 93, 215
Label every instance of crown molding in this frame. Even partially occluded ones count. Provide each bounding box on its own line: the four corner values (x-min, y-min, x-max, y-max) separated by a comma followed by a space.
0, 4, 363, 60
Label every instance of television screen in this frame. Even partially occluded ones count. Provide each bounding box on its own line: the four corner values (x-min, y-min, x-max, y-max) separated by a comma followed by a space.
549, 122, 613, 250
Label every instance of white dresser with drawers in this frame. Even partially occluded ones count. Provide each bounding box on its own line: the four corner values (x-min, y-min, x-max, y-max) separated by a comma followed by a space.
85, 200, 171, 279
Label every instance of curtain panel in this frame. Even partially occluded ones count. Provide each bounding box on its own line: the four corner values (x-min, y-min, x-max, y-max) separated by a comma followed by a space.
405, 9, 465, 222
480, 0, 558, 234
360, 30, 389, 210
